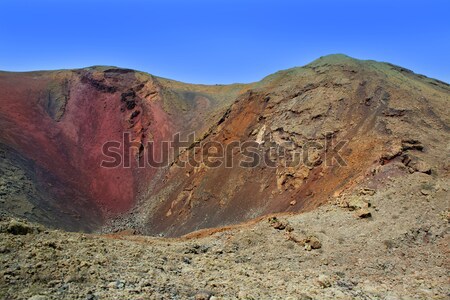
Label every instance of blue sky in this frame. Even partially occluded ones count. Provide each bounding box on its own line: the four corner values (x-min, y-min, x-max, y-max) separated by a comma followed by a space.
0, 0, 448, 84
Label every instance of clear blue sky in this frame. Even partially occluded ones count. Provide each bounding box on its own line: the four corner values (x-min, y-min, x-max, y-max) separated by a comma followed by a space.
0, 0, 448, 84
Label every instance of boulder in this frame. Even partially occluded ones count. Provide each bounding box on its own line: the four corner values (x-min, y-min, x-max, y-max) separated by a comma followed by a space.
355, 209, 372, 218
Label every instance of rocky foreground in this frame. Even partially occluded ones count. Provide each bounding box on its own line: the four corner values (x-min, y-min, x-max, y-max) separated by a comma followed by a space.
1, 170, 448, 300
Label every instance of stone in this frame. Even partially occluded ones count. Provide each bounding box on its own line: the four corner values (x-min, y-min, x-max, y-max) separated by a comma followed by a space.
404, 156, 432, 174
420, 189, 430, 195
346, 196, 370, 210
359, 188, 376, 196
285, 224, 294, 232
272, 221, 286, 230
7, 220, 34, 235
317, 274, 332, 288
85, 293, 98, 300
401, 140, 424, 151
268, 217, 287, 230
28, 296, 48, 300
116, 281, 125, 289
287, 234, 321, 250
355, 209, 372, 218
412, 160, 432, 174
195, 291, 212, 300
307, 236, 322, 249
183, 257, 192, 264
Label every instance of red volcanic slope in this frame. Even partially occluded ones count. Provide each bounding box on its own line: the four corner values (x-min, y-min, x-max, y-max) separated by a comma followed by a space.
0, 68, 234, 230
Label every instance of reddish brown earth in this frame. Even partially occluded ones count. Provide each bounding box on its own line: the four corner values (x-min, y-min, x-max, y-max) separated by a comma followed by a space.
0, 55, 449, 237
0, 67, 246, 231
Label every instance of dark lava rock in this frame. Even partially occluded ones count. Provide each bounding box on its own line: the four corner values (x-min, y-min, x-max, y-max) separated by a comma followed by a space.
6, 220, 35, 235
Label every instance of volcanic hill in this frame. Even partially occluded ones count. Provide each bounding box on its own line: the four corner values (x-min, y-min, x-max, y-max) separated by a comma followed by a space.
0, 54, 449, 299
0, 54, 448, 236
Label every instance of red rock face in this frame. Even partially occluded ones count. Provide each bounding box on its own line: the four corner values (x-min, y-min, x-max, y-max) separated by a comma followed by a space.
0, 67, 243, 231
0, 69, 180, 229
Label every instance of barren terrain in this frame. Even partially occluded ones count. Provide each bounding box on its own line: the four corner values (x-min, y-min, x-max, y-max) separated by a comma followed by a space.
0, 55, 449, 299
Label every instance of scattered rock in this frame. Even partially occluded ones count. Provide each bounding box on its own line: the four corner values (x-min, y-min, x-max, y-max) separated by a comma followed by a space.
381, 142, 403, 162
443, 210, 450, 223
130, 110, 140, 119
116, 281, 125, 289
84, 293, 98, 300
268, 217, 288, 230
6, 220, 35, 235
287, 233, 322, 250
317, 274, 332, 288
355, 209, 372, 218
107, 280, 125, 290
420, 189, 430, 195
272, 222, 286, 230
359, 188, 376, 196
28, 296, 48, 300
338, 196, 371, 211
306, 236, 322, 249
182, 257, 192, 264
401, 139, 424, 151
195, 291, 212, 300
348, 197, 370, 210
285, 224, 294, 232
237, 291, 250, 299
403, 155, 432, 174
185, 244, 210, 254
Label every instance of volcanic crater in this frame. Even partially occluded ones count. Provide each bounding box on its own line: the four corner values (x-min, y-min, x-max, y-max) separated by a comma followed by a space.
0, 54, 448, 237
